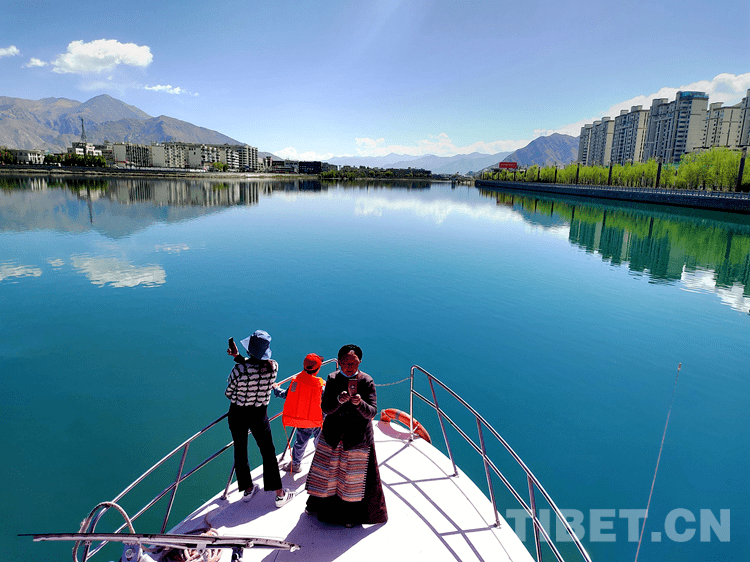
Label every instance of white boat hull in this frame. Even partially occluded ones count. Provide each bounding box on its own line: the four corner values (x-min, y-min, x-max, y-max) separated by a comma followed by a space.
167, 419, 534, 562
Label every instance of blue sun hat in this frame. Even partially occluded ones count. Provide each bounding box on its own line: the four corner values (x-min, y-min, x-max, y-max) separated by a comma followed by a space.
240, 330, 272, 360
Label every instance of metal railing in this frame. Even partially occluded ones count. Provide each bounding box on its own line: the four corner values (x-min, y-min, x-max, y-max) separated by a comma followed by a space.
77, 358, 339, 562
408, 365, 592, 562
476, 179, 750, 213
76, 359, 590, 562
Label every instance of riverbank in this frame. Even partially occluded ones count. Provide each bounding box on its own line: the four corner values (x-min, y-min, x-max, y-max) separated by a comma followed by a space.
0, 164, 318, 180
476, 179, 750, 214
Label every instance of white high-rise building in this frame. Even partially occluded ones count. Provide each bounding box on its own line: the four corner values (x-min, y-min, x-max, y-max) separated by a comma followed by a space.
163, 143, 188, 168
610, 106, 650, 164
113, 143, 151, 167
578, 124, 593, 165
237, 145, 258, 171
579, 118, 615, 166
736, 89, 750, 149
643, 91, 709, 164
587, 118, 615, 166
701, 101, 744, 149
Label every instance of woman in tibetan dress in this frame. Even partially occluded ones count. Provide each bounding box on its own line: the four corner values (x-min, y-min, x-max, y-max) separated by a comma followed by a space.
304, 344, 388, 526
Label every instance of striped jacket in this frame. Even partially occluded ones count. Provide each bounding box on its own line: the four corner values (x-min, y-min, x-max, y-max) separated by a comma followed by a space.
225, 357, 278, 407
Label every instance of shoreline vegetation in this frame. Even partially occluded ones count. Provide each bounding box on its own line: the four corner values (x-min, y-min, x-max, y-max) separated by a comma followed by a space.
319, 169, 432, 180
483, 147, 749, 192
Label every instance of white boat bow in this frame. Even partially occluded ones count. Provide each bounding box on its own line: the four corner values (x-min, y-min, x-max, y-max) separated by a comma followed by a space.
27, 364, 591, 562
164, 419, 533, 562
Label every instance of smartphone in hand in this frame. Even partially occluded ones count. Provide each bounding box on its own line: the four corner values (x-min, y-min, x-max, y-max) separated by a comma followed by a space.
348, 379, 358, 396
228, 337, 238, 356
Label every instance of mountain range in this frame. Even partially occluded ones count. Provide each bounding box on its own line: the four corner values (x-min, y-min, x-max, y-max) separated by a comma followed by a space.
327, 151, 514, 175
498, 133, 579, 168
1, 94, 578, 172
329, 134, 579, 175
0, 94, 242, 153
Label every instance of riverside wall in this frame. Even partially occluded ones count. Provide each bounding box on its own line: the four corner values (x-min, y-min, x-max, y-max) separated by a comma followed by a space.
0, 164, 317, 180
475, 180, 750, 214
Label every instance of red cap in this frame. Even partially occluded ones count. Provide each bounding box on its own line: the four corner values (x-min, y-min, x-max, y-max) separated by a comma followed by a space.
303, 353, 323, 373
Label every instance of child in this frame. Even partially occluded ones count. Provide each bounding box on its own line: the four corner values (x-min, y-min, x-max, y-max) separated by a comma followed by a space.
272, 353, 325, 473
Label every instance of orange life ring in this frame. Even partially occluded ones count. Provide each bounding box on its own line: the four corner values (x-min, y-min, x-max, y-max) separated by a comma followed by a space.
380, 408, 431, 443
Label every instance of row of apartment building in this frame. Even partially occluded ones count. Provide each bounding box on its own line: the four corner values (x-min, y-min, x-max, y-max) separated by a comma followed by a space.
578, 89, 750, 166
109, 144, 338, 174
110, 142, 259, 170
7, 140, 340, 175
43, 140, 260, 171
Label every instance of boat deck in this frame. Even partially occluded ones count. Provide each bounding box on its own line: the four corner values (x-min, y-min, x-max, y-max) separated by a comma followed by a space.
167, 419, 533, 562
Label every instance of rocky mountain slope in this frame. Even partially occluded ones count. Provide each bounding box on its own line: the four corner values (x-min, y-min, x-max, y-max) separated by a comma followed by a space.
0, 94, 242, 152
500, 133, 578, 167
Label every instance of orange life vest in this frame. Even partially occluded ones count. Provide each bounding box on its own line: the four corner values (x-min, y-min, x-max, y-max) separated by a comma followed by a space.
282, 371, 324, 428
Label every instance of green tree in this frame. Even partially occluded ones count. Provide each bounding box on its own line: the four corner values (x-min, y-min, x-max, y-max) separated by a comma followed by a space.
0, 148, 14, 164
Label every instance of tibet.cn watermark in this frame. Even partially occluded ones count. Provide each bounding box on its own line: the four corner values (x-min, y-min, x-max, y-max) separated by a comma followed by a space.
505, 508, 730, 543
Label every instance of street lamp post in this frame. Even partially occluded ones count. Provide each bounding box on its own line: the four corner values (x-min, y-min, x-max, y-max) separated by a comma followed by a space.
656, 157, 663, 189
737, 147, 747, 192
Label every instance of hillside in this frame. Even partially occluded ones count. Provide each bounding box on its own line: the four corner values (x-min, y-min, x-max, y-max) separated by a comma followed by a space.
501, 133, 578, 167
0, 94, 242, 152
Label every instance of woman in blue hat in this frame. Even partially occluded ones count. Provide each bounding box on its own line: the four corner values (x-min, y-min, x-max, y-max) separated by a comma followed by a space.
226, 330, 293, 508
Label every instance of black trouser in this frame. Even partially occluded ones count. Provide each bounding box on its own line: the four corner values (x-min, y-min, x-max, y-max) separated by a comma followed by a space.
228, 403, 282, 492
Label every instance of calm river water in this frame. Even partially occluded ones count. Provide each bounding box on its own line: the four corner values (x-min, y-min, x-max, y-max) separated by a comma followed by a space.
1, 176, 748, 562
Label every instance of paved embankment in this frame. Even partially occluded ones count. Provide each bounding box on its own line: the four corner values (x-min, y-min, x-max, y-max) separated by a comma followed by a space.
475, 180, 750, 214
0, 165, 315, 180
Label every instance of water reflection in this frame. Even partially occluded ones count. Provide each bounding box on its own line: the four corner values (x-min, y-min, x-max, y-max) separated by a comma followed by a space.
0, 175, 275, 207
353, 193, 519, 224
0, 178, 272, 237
0, 177, 440, 237
70, 255, 166, 288
479, 188, 750, 313
0, 175, 431, 207
0, 262, 43, 282
4, 177, 749, 311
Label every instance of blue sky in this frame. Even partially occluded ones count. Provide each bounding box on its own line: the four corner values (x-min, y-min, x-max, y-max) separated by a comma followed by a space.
2, 0, 748, 159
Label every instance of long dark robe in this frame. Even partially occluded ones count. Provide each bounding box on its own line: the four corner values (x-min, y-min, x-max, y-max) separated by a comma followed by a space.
305, 370, 388, 525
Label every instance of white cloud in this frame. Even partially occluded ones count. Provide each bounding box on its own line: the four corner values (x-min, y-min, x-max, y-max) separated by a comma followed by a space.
52, 39, 152, 74
46, 258, 65, 267
0, 45, 20, 58
352, 194, 524, 225
680, 266, 750, 314
25, 57, 47, 68
144, 84, 196, 96
71, 255, 165, 288
155, 243, 190, 253
547, 72, 750, 137
0, 262, 42, 282
276, 146, 336, 161
353, 133, 530, 158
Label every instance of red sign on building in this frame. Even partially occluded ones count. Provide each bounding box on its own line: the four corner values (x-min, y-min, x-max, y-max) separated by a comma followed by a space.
498, 162, 518, 169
